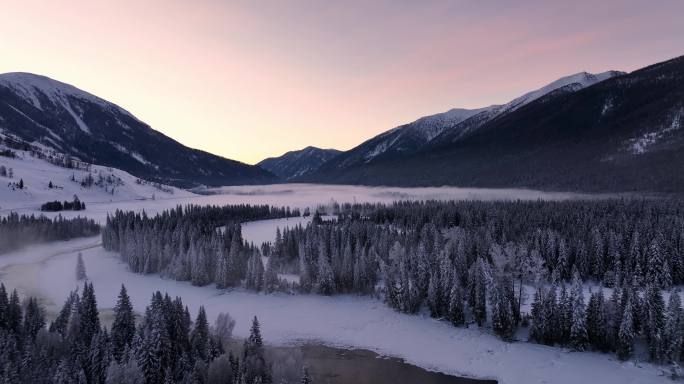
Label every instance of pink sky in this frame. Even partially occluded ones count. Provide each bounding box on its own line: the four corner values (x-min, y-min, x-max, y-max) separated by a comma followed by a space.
1, 0, 683, 164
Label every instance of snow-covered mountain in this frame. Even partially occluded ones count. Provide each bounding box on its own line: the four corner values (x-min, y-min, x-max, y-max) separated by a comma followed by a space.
0, 73, 277, 188
430, 70, 625, 144
258, 146, 341, 180
303, 55, 684, 192
308, 70, 623, 174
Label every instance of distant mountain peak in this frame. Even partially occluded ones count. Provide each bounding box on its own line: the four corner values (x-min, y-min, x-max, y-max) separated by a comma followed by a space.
502, 70, 625, 113
258, 146, 341, 180
0, 72, 111, 111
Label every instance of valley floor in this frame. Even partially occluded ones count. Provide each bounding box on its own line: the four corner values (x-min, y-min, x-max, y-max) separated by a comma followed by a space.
0, 237, 670, 384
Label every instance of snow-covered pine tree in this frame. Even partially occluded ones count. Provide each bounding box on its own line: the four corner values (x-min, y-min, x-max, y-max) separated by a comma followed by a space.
468, 258, 487, 327
664, 289, 683, 363
315, 244, 335, 295
246, 252, 265, 291
111, 285, 136, 362
191, 306, 210, 362
643, 284, 666, 362
617, 296, 634, 361
491, 277, 515, 340
530, 287, 544, 343
22, 297, 45, 340
558, 284, 572, 344
88, 330, 111, 384
448, 279, 466, 326
79, 282, 100, 346
76, 252, 87, 281
215, 246, 230, 289
263, 256, 279, 293
569, 271, 588, 351
243, 316, 270, 384
541, 283, 559, 345
647, 236, 672, 289
427, 272, 441, 318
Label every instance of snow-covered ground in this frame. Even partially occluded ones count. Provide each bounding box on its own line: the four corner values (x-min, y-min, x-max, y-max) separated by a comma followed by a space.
0, 238, 670, 384
2, 180, 617, 225
0, 147, 193, 212
241, 216, 313, 246
0, 158, 664, 383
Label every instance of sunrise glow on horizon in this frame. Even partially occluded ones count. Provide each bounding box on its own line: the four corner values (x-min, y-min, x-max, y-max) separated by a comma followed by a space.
2, 0, 683, 164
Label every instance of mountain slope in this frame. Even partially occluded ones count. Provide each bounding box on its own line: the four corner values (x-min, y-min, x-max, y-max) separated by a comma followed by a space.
303, 56, 684, 192
307, 70, 623, 179
257, 146, 341, 180
0, 73, 277, 188
0, 141, 194, 211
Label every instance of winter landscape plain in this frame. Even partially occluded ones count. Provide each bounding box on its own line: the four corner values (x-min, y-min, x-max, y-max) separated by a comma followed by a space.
0, 180, 678, 383
2, 2, 684, 384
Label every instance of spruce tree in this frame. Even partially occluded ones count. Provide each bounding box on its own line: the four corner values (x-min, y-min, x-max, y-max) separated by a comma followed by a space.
112, 285, 136, 363
448, 281, 465, 326
664, 290, 683, 363
192, 306, 210, 362
617, 297, 634, 361
315, 247, 335, 295
6, 290, 21, 334
0, 284, 7, 331
22, 297, 45, 341
491, 279, 515, 340
469, 258, 487, 327
244, 316, 270, 384
643, 284, 666, 362
79, 283, 100, 346
76, 252, 87, 281
569, 271, 588, 351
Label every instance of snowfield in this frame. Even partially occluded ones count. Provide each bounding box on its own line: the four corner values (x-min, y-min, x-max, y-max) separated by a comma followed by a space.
0, 238, 670, 384
0, 147, 193, 213
1, 176, 613, 225
241, 216, 313, 246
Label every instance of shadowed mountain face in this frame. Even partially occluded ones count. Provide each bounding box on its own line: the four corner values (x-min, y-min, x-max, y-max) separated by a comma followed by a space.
0, 73, 277, 188
302, 56, 684, 193
305, 71, 623, 179
258, 146, 341, 180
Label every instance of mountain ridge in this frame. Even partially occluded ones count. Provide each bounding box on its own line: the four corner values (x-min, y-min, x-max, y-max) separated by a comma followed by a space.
301, 55, 684, 192
258, 146, 341, 180
0, 72, 277, 188
308, 69, 625, 177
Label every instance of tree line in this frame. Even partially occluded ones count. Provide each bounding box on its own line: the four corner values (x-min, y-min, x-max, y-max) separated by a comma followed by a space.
0, 213, 100, 254
0, 282, 310, 383
41, 196, 87, 212
101, 204, 299, 288
103, 199, 684, 366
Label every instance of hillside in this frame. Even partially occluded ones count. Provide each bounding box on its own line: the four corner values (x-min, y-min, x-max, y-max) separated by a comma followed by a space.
0, 73, 277, 188
307, 71, 622, 177
257, 146, 341, 180
303, 56, 684, 192
0, 138, 194, 211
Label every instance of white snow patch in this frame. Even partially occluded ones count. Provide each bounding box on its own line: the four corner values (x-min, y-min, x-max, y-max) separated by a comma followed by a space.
60, 97, 91, 134
601, 96, 614, 116
0, 146, 193, 212
628, 108, 683, 154
242, 216, 313, 245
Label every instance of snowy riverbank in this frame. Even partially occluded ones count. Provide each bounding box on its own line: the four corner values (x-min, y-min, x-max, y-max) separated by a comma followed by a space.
0, 237, 669, 384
